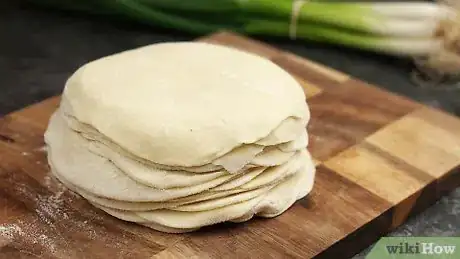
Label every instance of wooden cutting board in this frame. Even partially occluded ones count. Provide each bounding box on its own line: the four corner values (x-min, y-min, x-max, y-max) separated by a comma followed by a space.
1, 31, 460, 259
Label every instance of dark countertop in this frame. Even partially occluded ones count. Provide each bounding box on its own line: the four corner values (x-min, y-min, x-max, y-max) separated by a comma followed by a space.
1, 2, 459, 258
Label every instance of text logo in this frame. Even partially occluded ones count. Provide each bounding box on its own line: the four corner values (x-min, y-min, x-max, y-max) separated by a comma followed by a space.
386, 242, 456, 255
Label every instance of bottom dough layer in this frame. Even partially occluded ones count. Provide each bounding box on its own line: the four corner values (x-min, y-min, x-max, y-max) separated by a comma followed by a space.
90, 163, 315, 233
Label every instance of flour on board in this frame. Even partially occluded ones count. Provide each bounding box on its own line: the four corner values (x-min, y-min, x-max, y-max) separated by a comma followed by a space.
0, 220, 57, 255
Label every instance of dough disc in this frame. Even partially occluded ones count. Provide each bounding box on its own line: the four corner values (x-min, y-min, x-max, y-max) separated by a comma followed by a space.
62, 42, 310, 167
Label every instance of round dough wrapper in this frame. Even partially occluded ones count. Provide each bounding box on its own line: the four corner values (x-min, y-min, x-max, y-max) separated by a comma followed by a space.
62, 101, 307, 174
169, 185, 273, 212
45, 111, 239, 202
99, 162, 315, 230
212, 150, 306, 191
278, 130, 309, 152
62, 42, 310, 167
53, 169, 273, 212
86, 139, 229, 189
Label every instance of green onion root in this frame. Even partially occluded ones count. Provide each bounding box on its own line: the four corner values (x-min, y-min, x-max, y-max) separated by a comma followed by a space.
411, 1, 460, 86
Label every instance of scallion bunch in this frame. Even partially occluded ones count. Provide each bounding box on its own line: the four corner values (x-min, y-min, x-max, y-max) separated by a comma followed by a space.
26, 0, 460, 82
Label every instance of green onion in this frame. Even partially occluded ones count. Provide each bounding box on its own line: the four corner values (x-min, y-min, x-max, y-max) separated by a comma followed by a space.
24, 0, 460, 80
245, 19, 443, 56
239, 1, 454, 37
137, 0, 239, 12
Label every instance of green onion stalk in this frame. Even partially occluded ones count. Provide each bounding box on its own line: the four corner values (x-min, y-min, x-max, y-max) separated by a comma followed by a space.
26, 0, 460, 83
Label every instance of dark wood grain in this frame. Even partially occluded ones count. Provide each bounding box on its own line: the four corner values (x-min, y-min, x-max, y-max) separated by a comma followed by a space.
271, 55, 342, 91
306, 79, 421, 161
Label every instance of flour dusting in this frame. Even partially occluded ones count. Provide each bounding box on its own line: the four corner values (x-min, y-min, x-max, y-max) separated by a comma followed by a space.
0, 173, 77, 256
0, 142, 122, 256
0, 220, 57, 255
0, 223, 23, 240
35, 188, 67, 223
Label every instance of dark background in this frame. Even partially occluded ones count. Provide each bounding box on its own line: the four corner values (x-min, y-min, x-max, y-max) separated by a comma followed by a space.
1, 1, 459, 258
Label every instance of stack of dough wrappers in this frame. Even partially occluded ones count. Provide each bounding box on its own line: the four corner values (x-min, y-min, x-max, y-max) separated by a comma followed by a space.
44, 42, 316, 233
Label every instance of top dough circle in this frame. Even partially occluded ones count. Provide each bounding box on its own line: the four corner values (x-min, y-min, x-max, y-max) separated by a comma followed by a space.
63, 42, 310, 166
